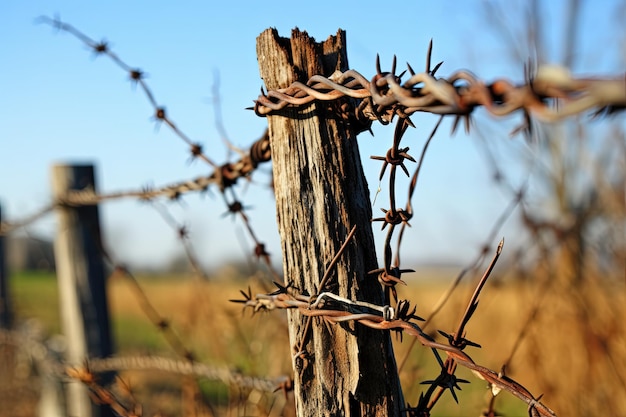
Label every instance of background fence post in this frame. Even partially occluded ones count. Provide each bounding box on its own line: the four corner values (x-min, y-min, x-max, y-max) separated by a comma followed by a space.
0, 203, 12, 330
257, 29, 404, 416
51, 164, 114, 417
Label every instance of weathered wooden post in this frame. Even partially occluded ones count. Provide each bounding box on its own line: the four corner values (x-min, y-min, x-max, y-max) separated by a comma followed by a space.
257, 29, 404, 416
51, 164, 114, 417
0, 204, 12, 329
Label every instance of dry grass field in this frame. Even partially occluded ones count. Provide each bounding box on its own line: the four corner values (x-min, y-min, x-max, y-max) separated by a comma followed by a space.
3, 267, 625, 416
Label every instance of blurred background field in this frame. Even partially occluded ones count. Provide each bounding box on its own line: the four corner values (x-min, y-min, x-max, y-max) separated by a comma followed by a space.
1, 1, 625, 416
3, 266, 624, 417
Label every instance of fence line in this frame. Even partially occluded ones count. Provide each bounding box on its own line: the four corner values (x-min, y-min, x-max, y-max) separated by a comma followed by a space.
36, 16, 277, 279
0, 132, 267, 231
250, 35, 622, 417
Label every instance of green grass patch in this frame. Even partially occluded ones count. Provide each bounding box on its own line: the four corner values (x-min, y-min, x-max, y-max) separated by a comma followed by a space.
9, 270, 173, 352
112, 315, 170, 353
9, 270, 60, 333
197, 379, 230, 408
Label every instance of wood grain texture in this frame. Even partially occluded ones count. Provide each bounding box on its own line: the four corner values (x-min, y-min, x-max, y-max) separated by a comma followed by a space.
256, 28, 403, 416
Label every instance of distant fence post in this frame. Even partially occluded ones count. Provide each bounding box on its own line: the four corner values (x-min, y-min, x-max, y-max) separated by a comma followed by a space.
0, 203, 12, 329
51, 164, 114, 417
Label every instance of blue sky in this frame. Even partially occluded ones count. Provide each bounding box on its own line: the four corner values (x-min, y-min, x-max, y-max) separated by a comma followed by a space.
1, 1, 624, 272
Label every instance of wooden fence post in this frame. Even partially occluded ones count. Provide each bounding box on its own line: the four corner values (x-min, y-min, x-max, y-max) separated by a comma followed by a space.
0, 203, 12, 329
51, 164, 114, 417
257, 29, 404, 416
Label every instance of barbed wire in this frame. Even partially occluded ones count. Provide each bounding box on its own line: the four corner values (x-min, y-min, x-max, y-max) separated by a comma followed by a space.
253, 39, 626, 126
390, 158, 530, 414
0, 135, 277, 276
230, 243, 556, 417
148, 200, 208, 279
106, 264, 197, 362
83, 356, 291, 393
246, 37, 607, 416
0, 129, 269, 234
0, 329, 292, 400
36, 15, 219, 169
251, 34, 625, 414
31, 15, 276, 276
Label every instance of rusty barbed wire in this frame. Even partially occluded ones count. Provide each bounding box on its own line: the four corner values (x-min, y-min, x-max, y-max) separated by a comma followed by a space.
230, 271, 556, 417
84, 356, 291, 393
248, 40, 570, 416
254, 39, 626, 126
394, 174, 528, 385
0, 328, 292, 395
37, 15, 218, 169
0, 129, 271, 234
360, 55, 526, 413
106, 264, 196, 362
413, 240, 503, 415
149, 200, 208, 279
31, 16, 277, 276
0, 133, 276, 276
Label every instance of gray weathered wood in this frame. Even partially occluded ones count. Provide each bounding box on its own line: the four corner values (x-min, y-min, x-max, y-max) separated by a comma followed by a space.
256, 28, 404, 416
51, 164, 114, 417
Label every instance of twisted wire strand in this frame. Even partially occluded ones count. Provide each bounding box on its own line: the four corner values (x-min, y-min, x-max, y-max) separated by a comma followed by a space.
0, 204, 55, 235
32, 16, 276, 275
254, 60, 626, 123
0, 329, 289, 394
36, 15, 219, 169
85, 356, 290, 393
248, 40, 617, 416
232, 288, 555, 417
0, 132, 271, 236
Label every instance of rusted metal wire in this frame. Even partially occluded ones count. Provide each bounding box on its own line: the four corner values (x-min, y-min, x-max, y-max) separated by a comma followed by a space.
0, 329, 291, 396
149, 200, 208, 279
254, 40, 625, 126
84, 356, 291, 393
32, 15, 275, 275
231, 274, 556, 417
415, 240, 503, 414
0, 204, 56, 235
0, 131, 275, 280
109, 263, 197, 361
395, 174, 528, 384
37, 15, 218, 169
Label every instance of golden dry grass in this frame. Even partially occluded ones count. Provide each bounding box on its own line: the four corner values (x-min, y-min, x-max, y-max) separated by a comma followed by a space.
4, 268, 625, 416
